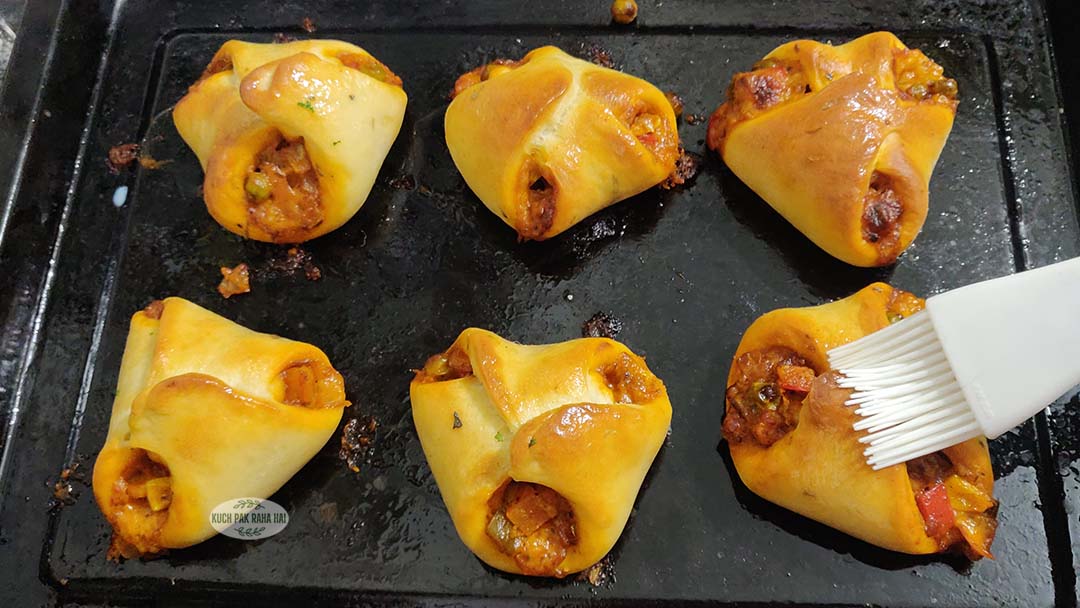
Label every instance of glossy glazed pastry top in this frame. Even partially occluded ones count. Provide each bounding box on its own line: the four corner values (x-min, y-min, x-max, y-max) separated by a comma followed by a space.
173, 39, 407, 243
708, 32, 957, 266
445, 46, 681, 240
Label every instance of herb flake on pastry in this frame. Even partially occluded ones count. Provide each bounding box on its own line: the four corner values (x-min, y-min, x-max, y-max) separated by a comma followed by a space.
707, 32, 958, 267
173, 40, 407, 243
445, 46, 682, 241
410, 328, 672, 577
92, 297, 349, 558
723, 284, 996, 559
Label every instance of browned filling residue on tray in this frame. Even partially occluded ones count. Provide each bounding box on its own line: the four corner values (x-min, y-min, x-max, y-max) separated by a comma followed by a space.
339, 416, 379, 474
217, 263, 251, 299
581, 311, 623, 339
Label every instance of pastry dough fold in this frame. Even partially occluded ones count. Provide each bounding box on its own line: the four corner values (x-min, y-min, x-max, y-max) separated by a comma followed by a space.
92, 297, 349, 557
445, 46, 680, 240
173, 40, 407, 243
724, 284, 995, 555
707, 32, 957, 266
410, 328, 671, 576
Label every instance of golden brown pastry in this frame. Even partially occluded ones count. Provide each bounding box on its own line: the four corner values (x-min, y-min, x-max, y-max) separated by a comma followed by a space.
707, 32, 957, 266
173, 40, 407, 243
723, 283, 996, 558
445, 46, 682, 240
410, 328, 671, 576
92, 297, 349, 558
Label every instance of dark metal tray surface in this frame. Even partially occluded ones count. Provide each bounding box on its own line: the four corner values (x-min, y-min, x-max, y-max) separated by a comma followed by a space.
0, 1, 1078, 606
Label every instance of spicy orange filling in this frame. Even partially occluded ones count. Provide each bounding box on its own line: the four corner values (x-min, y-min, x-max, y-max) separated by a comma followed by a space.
518, 159, 558, 241
707, 57, 809, 152
450, 59, 521, 99
244, 135, 323, 242
907, 452, 997, 559
486, 481, 578, 577
862, 171, 904, 260
724, 289, 997, 558
600, 351, 664, 404
337, 52, 403, 87
107, 448, 173, 559
723, 346, 816, 447
893, 49, 958, 105
279, 360, 346, 408
413, 346, 473, 384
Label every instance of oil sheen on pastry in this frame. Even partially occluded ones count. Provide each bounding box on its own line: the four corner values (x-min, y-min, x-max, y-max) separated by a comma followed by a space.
92, 297, 349, 558
410, 328, 672, 576
707, 32, 958, 266
173, 40, 407, 243
723, 284, 996, 558
445, 46, 682, 241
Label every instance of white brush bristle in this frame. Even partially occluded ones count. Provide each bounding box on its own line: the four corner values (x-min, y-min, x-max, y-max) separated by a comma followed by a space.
828, 310, 980, 470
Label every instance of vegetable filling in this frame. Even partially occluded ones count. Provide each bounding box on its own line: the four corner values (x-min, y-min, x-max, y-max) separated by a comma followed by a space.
245, 134, 323, 241
707, 56, 809, 151
337, 52, 403, 87
907, 451, 997, 559
723, 346, 816, 446
279, 360, 345, 408
862, 171, 904, 259
108, 448, 173, 558
893, 49, 958, 104
487, 481, 578, 577
415, 346, 473, 384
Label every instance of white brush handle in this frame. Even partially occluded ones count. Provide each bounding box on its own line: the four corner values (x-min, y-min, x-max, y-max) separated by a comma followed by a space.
926, 257, 1080, 438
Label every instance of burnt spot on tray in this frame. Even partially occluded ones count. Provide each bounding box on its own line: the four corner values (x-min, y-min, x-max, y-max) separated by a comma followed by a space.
49, 463, 87, 511
576, 555, 617, 587
661, 149, 701, 189
339, 416, 379, 474
107, 143, 139, 173
389, 174, 416, 190
264, 246, 322, 281
301, 17, 316, 33
581, 311, 623, 339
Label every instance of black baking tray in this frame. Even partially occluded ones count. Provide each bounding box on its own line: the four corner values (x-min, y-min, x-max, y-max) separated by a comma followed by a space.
1, 1, 1079, 606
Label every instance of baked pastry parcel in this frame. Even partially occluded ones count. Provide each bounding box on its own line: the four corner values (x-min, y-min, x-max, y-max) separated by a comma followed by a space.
707, 32, 958, 266
173, 39, 407, 243
92, 297, 349, 558
723, 283, 997, 559
445, 46, 682, 241
410, 328, 672, 576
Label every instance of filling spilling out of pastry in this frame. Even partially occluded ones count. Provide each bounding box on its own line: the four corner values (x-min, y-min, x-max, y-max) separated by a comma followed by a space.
336, 52, 404, 87
906, 451, 997, 559
601, 352, 664, 404
279, 360, 345, 408
707, 56, 809, 150
723, 346, 816, 446
893, 48, 958, 104
414, 346, 473, 384
245, 133, 324, 240
518, 161, 558, 240
486, 480, 578, 577
450, 59, 521, 99
199, 53, 233, 81
724, 290, 924, 447
862, 171, 904, 259
108, 448, 173, 558
724, 289, 996, 558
